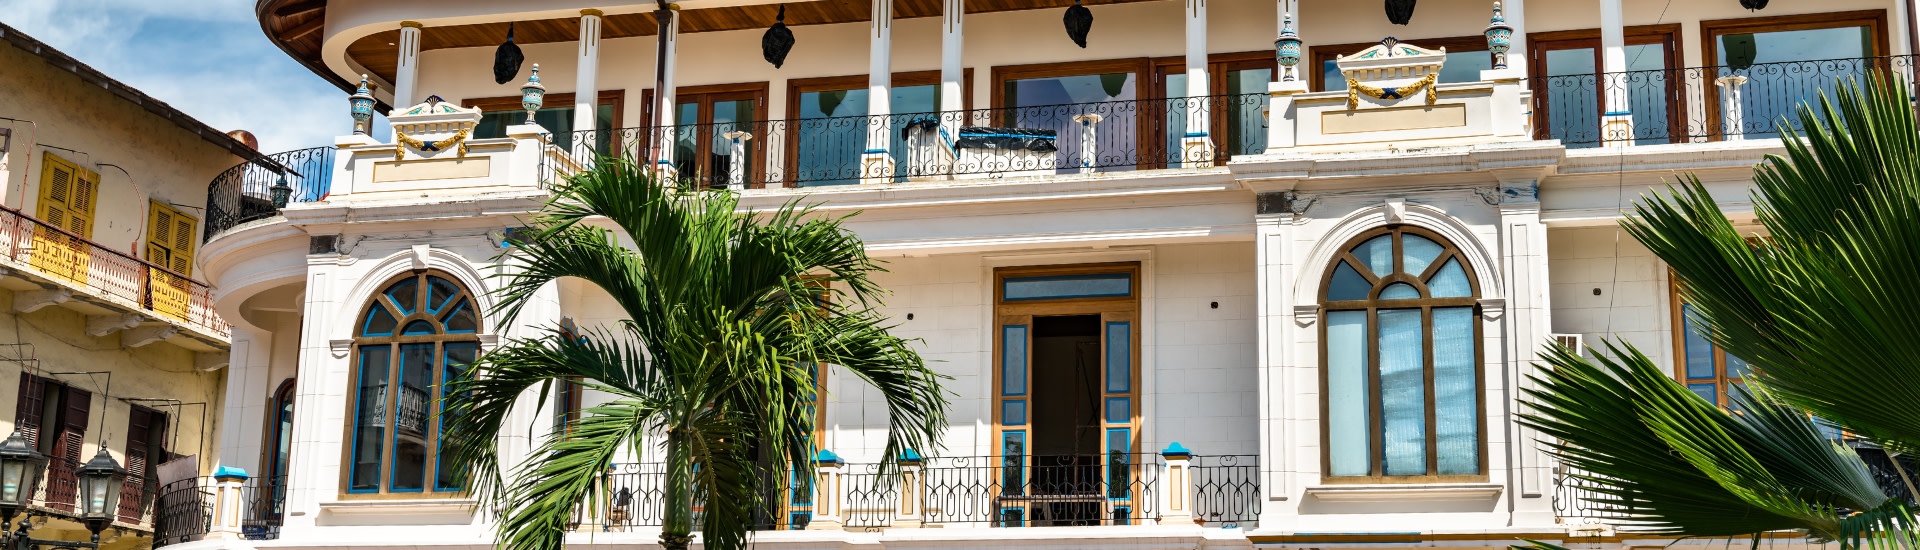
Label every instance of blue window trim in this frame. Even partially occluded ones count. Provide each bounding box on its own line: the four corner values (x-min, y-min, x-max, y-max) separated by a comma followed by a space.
1001, 325, 1028, 396
1104, 321, 1131, 393
346, 347, 380, 494
434, 341, 478, 492
361, 307, 395, 337
352, 273, 484, 495
388, 343, 432, 494
1002, 273, 1134, 301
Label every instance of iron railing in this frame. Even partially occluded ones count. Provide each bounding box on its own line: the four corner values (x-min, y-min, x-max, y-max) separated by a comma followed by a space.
153, 477, 211, 546
203, 147, 333, 241
1191, 454, 1260, 528
0, 206, 227, 336
919, 453, 1161, 527
241, 476, 286, 541
27, 457, 81, 515
1533, 55, 1916, 146
558, 94, 1269, 189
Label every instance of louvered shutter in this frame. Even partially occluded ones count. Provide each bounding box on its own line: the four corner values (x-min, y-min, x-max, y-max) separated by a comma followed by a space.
69, 167, 96, 238
13, 373, 46, 448
120, 407, 164, 522
46, 385, 90, 512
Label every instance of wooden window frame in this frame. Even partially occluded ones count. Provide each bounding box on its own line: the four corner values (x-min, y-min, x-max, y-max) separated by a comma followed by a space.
262, 378, 296, 485
639, 82, 773, 189
1668, 278, 1747, 409
780, 71, 975, 189
1148, 51, 1278, 161
991, 58, 1155, 171
1525, 24, 1686, 143
1699, 10, 1890, 139
1317, 225, 1488, 484
1310, 36, 1490, 93
339, 270, 482, 499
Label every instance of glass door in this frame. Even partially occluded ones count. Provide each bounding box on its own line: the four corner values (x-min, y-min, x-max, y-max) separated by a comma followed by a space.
1530, 28, 1682, 146
791, 78, 946, 186
645, 85, 767, 190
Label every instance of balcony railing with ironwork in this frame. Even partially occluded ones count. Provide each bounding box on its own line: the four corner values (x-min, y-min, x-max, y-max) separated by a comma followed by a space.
154, 477, 211, 546
203, 147, 333, 242
558, 94, 1270, 189
240, 476, 286, 541
0, 206, 226, 336
23, 458, 164, 534
1534, 55, 1917, 147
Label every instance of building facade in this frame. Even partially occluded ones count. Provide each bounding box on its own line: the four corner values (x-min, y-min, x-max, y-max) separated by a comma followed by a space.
175, 0, 1914, 548
0, 22, 268, 550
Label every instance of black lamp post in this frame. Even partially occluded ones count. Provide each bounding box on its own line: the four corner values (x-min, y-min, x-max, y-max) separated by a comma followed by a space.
0, 434, 126, 550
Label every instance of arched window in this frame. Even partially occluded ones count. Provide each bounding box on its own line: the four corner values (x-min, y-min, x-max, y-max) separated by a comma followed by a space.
264, 378, 295, 516
347, 271, 480, 495
1320, 226, 1483, 481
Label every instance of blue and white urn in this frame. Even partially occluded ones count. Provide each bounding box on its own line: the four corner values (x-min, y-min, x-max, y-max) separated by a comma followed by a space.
1275, 13, 1303, 82
1485, 2, 1515, 70
520, 63, 546, 125
349, 74, 376, 135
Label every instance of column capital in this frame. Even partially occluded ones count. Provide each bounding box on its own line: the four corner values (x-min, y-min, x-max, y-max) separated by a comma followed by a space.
399, 20, 424, 29
580, 8, 604, 17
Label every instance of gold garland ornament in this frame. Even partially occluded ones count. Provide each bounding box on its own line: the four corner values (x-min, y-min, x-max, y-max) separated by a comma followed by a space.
394, 128, 471, 161
1346, 72, 1439, 110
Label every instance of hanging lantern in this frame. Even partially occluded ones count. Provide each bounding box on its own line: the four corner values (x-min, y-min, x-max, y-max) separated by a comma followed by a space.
763, 5, 796, 69
521, 64, 547, 125
1740, 0, 1768, 10
1385, 0, 1416, 25
348, 74, 376, 135
493, 23, 525, 85
1485, 2, 1515, 70
0, 430, 49, 519
1064, 0, 1094, 48
75, 448, 126, 536
1275, 13, 1303, 82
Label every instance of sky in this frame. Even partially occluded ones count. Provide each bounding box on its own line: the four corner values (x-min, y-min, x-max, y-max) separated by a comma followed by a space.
0, 0, 381, 153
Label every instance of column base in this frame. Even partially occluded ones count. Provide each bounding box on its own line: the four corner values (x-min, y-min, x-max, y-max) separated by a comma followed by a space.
805, 519, 844, 531
860, 151, 896, 186
1601, 112, 1635, 146
1181, 135, 1216, 168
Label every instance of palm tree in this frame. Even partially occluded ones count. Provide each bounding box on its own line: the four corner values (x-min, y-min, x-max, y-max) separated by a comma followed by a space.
1519, 74, 1920, 549
441, 159, 949, 550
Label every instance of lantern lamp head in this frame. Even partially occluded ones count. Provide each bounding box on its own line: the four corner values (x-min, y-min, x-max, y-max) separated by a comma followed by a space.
271, 173, 293, 209
75, 448, 125, 535
1275, 13, 1304, 82
349, 74, 377, 136
520, 63, 547, 126
0, 429, 48, 521
1485, 2, 1516, 70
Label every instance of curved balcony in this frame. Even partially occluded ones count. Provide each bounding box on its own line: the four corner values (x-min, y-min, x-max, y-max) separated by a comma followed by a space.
204, 147, 333, 242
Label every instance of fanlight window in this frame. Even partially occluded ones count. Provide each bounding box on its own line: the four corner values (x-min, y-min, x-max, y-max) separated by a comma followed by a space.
1321, 226, 1484, 480
347, 272, 480, 495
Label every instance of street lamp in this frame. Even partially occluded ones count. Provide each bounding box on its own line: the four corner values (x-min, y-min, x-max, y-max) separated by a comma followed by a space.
0, 437, 126, 550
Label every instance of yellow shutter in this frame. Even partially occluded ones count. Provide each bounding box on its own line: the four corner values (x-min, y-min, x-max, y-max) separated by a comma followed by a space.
146, 201, 199, 321
32, 153, 92, 284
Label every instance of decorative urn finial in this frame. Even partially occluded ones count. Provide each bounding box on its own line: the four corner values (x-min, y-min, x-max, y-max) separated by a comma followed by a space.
520, 63, 546, 125
349, 74, 376, 135
1485, 2, 1515, 70
1275, 13, 1304, 82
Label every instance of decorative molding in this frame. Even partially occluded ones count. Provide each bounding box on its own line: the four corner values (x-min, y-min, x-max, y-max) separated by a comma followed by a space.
410, 244, 431, 270
195, 351, 230, 372
1382, 197, 1407, 224
1472, 186, 1503, 206
1478, 297, 1507, 320
330, 338, 354, 358
122, 325, 178, 348
477, 333, 501, 351
86, 314, 145, 337
1305, 483, 1504, 502
1293, 304, 1320, 327
14, 288, 71, 313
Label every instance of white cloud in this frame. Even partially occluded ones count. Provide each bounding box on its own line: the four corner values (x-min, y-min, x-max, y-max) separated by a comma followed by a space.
0, 0, 359, 153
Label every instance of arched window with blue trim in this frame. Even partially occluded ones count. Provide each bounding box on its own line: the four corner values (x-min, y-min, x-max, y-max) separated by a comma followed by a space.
1320, 226, 1485, 481
346, 271, 481, 495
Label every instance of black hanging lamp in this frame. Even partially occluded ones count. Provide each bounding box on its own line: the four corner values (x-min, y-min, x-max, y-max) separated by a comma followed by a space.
1064, 0, 1094, 48
1739, 0, 1768, 10
493, 22, 525, 85
764, 5, 796, 68
1385, 0, 1416, 25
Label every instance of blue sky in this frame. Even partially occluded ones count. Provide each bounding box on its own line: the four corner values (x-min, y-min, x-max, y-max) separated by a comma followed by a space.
0, 0, 380, 153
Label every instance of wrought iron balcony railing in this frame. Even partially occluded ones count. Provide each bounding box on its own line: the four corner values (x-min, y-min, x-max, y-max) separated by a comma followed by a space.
1534, 55, 1917, 146
558, 94, 1270, 189
204, 147, 333, 241
0, 206, 226, 336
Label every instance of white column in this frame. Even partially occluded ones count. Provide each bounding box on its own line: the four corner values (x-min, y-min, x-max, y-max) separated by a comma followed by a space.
939, 0, 965, 142
1252, 198, 1298, 529
1182, 0, 1214, 166
1598, 0, 1631, 144
574, 9, 603, 161
1717, 76, 1749, 140
1493, 176, 1556, 527
655, 6, 681, 172
216, 326, 273, 476
393, 21, 423, 108
1503, 0, 1529, 77
279, 257, 340, 537
861, 0, 896, 184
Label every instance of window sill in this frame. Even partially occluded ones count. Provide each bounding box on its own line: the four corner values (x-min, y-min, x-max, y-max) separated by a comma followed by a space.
318, 498, 477, 515
1305, 483, 1503, 502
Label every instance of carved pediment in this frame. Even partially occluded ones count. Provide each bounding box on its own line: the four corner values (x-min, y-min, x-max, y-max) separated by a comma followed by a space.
1337, 37, 1448, 88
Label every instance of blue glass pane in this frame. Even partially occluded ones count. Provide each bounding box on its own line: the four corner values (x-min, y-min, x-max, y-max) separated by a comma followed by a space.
426, 277, 459, 314
349, 346, 391, 492
436, 342, 477, 491
1429, 258, 1472, 298
1380, 282, 1421, 300
1328, 261, 1371, 301
1004, 274, 1132, 301
1105, 397, 1130, 424
1105, 322, 1131, 393
1326, 310, 1370, 476
443, 300, 478, 334
401, 320, 435, 336
1002, 325, 1027, 396
390, 343, 433, 492
1002, 400, 1027, 426
1682, 304, 1715, 379
1401, 235, 1443, 276
1001, 432, 1026, 495
1727, 353, 1751, 378
1106, 428, 1132, 499
1352, 235, 1394, 277
1688, 383, 1718, 403
386, 278, 419, 315
361, 306, 397, 337
1379, 308, 1427, 476
1433, 307, 1479, 476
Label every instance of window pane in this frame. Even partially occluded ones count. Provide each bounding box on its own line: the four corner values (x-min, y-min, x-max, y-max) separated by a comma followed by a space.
1428, 258, 1473, 298
1105, 321, 1131, 393
1688, 383, 1718, 403
1106, 428, 1132, 499
1224, 68, 1271, 156
1379, 308, 1427, 476
401, 320, 435, 336
1352, 235, 1394, 277
437, 342, 477, 491
386, 277, 419, 314
1328, 261, 1371, 301
1002, 325, 1027, 396
1326, 310, 1370, 476
1004, 274, 1132, 300
1726, 353, 1751, 378
1622, 43, 1673, 146
1001, 432, 1026, 495
1401, 234, 1443, 276
1433, 307, 1479, 475
1544, 47, 1600, 148
390, 343, 434, 491
795, 88, 868, 187
444, 299, 478, 333
1717, 26, 1870, 67
1717, 26, 1871, 139
1438, 50, 1492, 85
361, 306, 397, 337
1380, 282, 1421, 300
1682, 304, 1715, 379
427, 277, 458, 314
349, 346, 391, 491
1105, 397, 1130, 424
1005, 73, 1139, 175
1002, 399, 1027, 426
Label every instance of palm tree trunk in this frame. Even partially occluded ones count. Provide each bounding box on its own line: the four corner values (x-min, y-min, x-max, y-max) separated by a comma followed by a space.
660, 430, 696, 550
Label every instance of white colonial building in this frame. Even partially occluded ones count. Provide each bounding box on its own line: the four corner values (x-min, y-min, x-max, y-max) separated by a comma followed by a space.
166, 0, 1914, 549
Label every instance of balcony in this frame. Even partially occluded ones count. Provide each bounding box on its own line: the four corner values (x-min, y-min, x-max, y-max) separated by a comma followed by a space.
203, 146, 333, 241
153, 475, 284, 545
0, 206, 227, 338
23, 458, 163, 540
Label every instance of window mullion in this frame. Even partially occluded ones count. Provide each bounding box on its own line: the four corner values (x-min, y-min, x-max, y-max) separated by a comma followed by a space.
1422, 305, 1439, 477
1367, 306, 1384, 479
